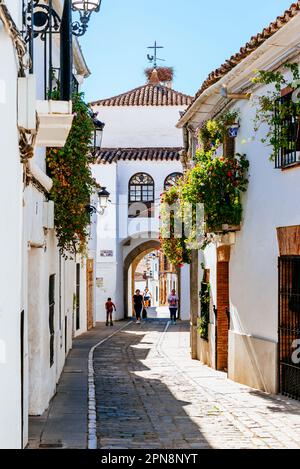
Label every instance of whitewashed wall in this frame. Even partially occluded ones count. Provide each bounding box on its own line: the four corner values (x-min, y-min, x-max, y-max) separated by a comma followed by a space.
92, 106, 185, 148
201, 67, 300, 391
0, 1, 23, 449
91, 158, 191, 320
0, 0, 91, 449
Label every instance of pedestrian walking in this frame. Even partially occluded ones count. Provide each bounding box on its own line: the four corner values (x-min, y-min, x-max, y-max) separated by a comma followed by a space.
133, 289, 144, 324
142, 306, 148, 321
105, 297, 116, 326
143, 287, 152, 308
168, 289, 179, 325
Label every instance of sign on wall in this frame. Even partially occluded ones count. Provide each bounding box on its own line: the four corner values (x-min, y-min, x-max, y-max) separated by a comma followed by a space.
100, 250, 114, 257
96, 277, 104, 288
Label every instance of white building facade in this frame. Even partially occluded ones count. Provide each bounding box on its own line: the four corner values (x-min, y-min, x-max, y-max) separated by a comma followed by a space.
91, 75, 192, 321
0, 0, 25, 450
177, 2, 300, 397
0, 0, 97, 448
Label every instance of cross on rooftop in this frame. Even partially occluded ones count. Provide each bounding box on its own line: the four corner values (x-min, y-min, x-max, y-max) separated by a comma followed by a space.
147, 41, 165, 68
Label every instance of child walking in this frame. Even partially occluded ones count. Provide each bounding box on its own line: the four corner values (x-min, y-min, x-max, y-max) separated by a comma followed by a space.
105, 298, 116, 326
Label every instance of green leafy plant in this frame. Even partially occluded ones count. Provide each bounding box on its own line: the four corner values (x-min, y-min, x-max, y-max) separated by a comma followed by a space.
251, 63, 300, 160
47, 92, 96, 257
198, 281, 210, 341
197, 110, 240, 152
159, 185, 192, 266
182, 151, 249, 238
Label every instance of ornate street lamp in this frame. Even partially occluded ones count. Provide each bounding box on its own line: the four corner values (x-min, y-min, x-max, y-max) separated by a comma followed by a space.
86, 187, 110, 216
71, 0, 102, 36
23, 1, 102, 38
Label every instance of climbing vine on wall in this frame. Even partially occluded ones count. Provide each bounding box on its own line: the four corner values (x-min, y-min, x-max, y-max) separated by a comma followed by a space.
159, 185, 192, 266
251, 63, 300, 160
47, 93, 96, 257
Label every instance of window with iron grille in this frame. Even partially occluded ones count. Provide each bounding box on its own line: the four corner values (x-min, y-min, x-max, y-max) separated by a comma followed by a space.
278, 256, 300, 400
49, 274, 55, 367
128, 173, 154, 218
275, 92, 300, 169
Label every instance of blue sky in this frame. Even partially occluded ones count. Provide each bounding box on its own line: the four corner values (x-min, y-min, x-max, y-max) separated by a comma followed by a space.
80, 0, 293, 102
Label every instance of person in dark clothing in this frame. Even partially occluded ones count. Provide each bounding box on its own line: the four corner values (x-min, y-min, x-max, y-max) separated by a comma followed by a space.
105, 297, 116, 326
133, 289, 144, 324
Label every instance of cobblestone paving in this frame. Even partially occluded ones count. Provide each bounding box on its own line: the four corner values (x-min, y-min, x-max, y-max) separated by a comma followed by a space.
94, 320, 300, 449
28, 322, 129, 449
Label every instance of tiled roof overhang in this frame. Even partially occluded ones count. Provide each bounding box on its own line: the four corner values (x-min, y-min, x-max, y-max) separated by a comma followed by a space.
90, 84, 192, 107
92, 147, 182, 164
178, 1, 300, 127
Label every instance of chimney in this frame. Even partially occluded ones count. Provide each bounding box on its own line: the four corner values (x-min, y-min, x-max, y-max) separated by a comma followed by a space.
145, 67, 174, 88
148, 68, 160, 85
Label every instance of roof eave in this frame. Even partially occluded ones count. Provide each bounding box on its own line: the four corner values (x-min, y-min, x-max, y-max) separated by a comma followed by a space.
177, 11, 300, 128
73, 37, 91, 78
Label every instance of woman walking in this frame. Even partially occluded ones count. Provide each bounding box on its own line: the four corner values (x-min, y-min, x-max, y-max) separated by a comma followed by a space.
143, 287, 152, 308
168, 289, 179, 325
133, 289, 144, 324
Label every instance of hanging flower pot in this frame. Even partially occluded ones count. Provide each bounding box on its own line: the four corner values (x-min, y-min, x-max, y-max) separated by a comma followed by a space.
227, 123, 240, 138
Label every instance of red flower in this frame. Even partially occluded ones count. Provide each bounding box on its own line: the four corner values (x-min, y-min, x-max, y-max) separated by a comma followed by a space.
227, 171, 232, 178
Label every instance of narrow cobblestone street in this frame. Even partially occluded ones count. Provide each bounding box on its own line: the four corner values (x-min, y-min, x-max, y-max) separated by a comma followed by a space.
94, 320, 300, 449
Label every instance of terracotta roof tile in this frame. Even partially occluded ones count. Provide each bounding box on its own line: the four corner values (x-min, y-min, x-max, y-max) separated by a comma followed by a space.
90, 84, 192, 107
93, 147, 182, 164
183, 1, 300, 116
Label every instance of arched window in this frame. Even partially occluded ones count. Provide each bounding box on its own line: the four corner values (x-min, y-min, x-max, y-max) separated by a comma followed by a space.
164, 172, 183, 190
128, 173, 155, 218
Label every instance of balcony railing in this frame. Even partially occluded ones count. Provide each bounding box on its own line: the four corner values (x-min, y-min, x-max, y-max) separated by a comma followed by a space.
275, 93, 300, 169
22, 0, 72, 101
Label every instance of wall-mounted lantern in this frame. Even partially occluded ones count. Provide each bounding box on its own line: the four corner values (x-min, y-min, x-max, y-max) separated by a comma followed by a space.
98, 187, 110, 214
91, 112, 105, 150
85, 186, 110, 216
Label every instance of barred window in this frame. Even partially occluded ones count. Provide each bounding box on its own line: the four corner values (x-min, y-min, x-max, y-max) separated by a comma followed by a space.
275, 90, 300, 169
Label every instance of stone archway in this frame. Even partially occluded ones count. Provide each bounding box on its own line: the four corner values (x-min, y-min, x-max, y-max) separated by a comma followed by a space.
123, 240, 160, 318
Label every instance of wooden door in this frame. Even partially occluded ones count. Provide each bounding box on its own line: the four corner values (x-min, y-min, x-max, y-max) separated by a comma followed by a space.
216, 246, 230, 371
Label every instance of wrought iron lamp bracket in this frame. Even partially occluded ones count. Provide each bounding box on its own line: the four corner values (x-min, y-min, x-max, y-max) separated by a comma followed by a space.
85, 205, 105, 216
23, 1, 100, 40
23, 0, 61, 41
71, 9, 92, 37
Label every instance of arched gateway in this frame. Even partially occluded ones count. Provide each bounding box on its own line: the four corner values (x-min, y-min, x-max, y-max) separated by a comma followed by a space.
90, 66, 192, 322
123, 240, 160, 318
123, 239, 182, 319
